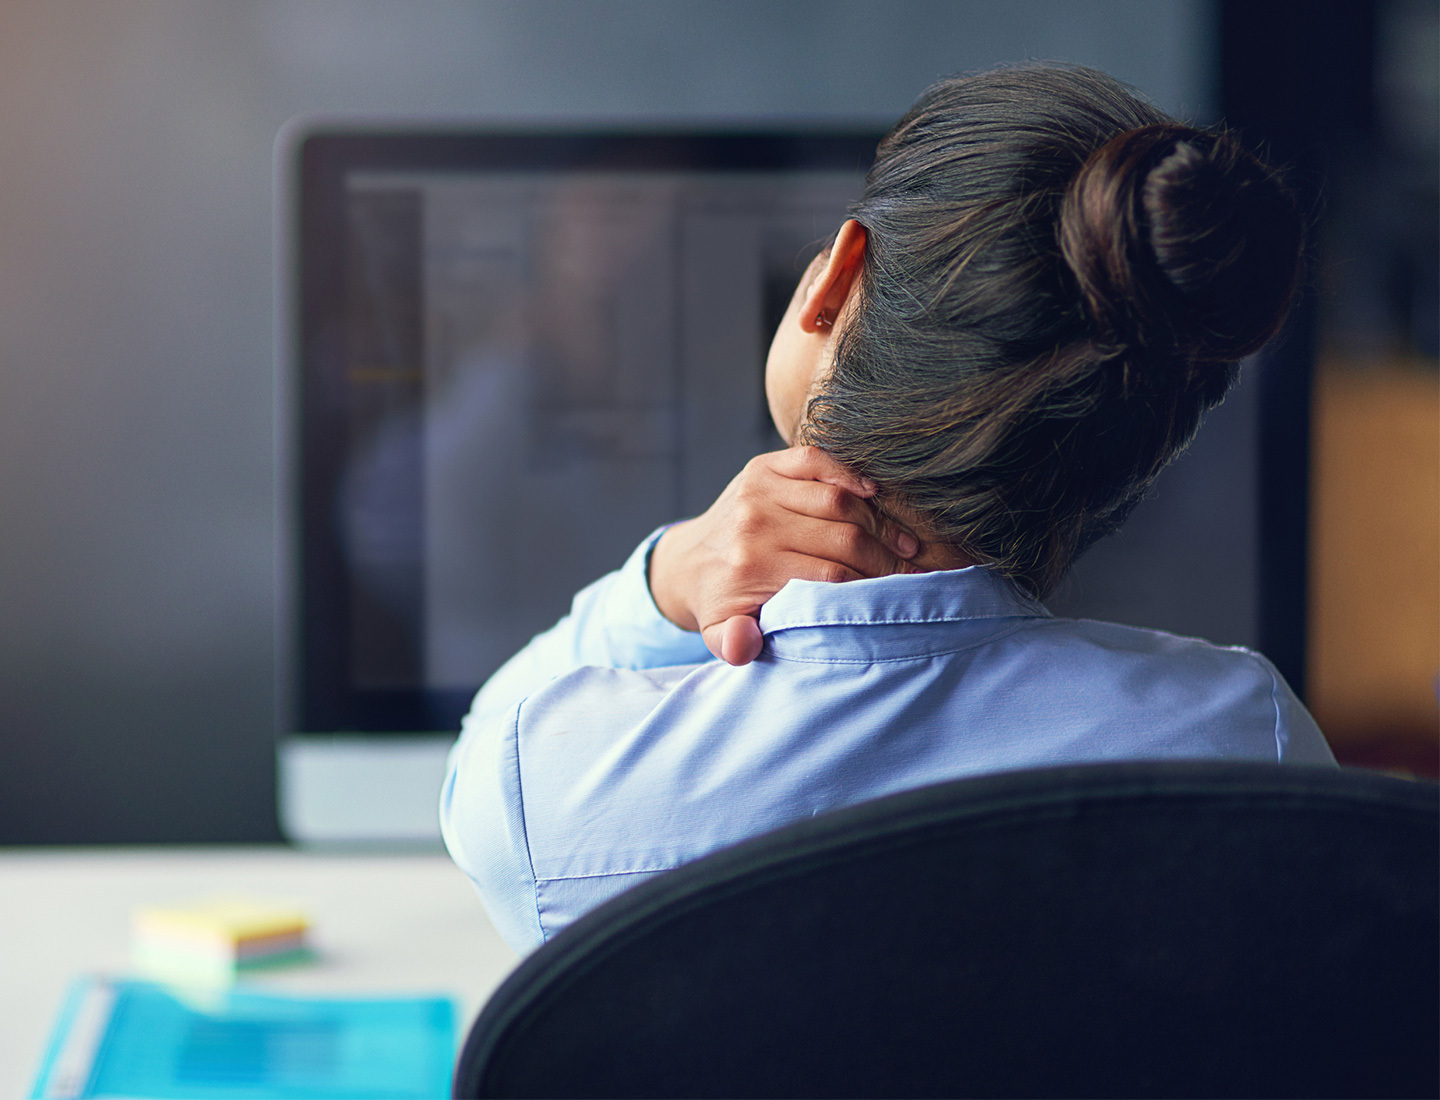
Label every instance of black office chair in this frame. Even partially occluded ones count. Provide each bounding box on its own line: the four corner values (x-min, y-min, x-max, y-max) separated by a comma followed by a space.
454, 761, 1439, 1099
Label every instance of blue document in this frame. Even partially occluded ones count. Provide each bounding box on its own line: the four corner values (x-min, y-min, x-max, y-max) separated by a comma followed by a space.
30, 976, 455, 1099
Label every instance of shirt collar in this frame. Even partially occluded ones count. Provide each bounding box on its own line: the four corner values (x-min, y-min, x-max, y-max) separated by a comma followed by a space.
759, 564, 1049, 640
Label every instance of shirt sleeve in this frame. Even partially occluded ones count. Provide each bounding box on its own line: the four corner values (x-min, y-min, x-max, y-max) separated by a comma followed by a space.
440, 526, 713, 953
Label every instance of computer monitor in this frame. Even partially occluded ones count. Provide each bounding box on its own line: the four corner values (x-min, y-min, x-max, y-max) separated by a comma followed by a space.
277, 128, 1285, 845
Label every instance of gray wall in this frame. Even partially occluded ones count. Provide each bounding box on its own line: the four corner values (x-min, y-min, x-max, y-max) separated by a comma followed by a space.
0, 0, 1211, 842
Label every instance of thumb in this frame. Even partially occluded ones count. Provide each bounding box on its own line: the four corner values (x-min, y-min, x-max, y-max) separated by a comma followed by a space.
702, 614, 765, 666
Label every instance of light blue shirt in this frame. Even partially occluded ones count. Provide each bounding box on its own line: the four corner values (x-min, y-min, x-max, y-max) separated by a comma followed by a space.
441, 529, 1335, 953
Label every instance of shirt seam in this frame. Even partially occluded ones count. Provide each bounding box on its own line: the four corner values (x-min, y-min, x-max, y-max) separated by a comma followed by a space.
1223, 646, 1285, 762
769, 621, 1029, 664
1256, 651, 1285, 762
764, 612, 1044, 632
510, 697, 549, 942
536, 866, 673, 883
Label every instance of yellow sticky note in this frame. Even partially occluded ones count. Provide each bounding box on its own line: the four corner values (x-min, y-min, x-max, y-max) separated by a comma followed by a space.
133, 895, 309, 950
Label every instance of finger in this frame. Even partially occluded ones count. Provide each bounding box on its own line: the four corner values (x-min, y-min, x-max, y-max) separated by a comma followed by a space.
794, 518, 911, 580
744, 500, 910, 578
773, 480, 920, 559
721, 616, 764, 665
870, 507, 922, 560
702, 615, 765, 666
774, 548, 870, 584
763, 445, 877, 497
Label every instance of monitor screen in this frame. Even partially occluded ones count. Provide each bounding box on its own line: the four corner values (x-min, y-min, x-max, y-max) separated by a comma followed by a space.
290, 133, 882, 737
286, 130, 1281, 745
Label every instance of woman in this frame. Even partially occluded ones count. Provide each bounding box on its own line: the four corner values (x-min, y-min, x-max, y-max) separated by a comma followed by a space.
441, 64, 1335, 954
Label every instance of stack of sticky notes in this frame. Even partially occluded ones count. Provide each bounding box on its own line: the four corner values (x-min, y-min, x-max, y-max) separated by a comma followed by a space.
131, 895, 312, 984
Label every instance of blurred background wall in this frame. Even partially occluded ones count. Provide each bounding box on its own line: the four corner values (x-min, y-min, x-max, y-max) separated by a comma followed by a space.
1218, 0, 1438, 777
0, 0, 1431, 843
1292, 0, 1439, 774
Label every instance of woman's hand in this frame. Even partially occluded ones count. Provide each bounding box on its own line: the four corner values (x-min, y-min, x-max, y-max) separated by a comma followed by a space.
648, 446, 918, 666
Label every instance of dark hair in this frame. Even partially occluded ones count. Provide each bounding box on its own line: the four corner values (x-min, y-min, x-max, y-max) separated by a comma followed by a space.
802, 64, 1304, 598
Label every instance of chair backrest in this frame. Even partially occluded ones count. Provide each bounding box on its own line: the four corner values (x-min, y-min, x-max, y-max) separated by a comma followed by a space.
454, 761, 1439, 1099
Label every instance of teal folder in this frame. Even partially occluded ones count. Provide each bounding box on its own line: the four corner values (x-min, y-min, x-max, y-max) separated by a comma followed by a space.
29, 977, 456, 1099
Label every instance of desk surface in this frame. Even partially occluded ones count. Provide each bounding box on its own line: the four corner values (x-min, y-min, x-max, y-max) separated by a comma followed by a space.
0, 846, 520, 1098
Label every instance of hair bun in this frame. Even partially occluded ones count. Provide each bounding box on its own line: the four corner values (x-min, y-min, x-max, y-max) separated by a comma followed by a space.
1059, 123, 1304, 365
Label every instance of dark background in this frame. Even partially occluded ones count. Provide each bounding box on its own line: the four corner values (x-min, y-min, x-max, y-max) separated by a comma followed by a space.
0, 0, 1432, 843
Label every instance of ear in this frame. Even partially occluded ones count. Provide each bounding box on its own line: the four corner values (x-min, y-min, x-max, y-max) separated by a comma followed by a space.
798, 220, 868, 334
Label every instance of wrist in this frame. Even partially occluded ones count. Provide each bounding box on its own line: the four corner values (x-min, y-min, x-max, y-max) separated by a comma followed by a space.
647, 522, 700, 632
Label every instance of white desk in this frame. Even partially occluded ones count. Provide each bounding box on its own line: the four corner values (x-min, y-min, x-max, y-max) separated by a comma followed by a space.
0, 846, 520, 1097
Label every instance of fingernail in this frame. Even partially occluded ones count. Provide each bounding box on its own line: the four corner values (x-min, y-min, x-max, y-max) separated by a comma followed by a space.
897, 533, 919, 557
859, 477, 878, 494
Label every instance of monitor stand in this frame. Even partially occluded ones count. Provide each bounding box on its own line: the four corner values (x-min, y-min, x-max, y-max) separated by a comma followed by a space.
278, 736, 454, 848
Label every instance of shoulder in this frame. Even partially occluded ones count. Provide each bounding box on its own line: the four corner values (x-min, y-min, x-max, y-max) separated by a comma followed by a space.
1020, 615, 1280, 707
1024, 615, 1277, 676
516, 662, 710, 736
1015, 616, 1332, 763
512, 661, 724, 802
